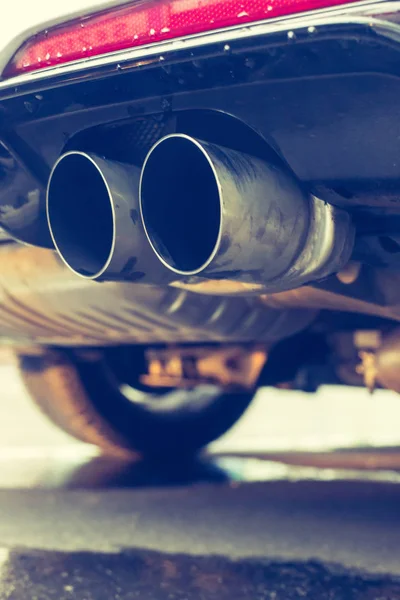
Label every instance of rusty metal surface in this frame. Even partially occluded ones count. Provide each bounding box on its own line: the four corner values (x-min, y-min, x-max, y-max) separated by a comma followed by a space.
261, 283, 400, 322
141, 346, 267, 389
0, 244, 314, 346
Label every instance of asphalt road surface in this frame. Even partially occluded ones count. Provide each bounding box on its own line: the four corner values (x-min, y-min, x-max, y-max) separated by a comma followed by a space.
0, 362, 400, 599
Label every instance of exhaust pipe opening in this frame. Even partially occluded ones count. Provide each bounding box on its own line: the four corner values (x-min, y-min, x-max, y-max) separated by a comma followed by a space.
141, 133, 354, 291
47, 152, 114, 278
140, 135, 221, 275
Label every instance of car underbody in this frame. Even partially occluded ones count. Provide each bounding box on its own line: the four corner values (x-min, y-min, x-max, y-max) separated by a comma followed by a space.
0, 0, 399, 454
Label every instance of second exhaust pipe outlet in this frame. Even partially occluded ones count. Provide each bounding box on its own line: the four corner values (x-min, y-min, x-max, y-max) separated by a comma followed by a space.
139, 134, 355, 291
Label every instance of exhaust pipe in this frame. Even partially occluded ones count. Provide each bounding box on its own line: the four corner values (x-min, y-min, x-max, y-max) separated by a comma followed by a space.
140, 134, 354, 293
47, 151, 172, 283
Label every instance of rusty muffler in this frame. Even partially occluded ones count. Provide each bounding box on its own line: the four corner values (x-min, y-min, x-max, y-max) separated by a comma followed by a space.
47, 151, 171, 283
140, 134, 355, 293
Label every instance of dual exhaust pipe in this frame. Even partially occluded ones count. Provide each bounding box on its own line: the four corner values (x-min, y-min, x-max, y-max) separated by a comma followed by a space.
47, 134, 354, 293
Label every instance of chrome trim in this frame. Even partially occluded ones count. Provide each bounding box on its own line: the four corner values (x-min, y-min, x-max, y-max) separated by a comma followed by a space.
0, 0, 396, 97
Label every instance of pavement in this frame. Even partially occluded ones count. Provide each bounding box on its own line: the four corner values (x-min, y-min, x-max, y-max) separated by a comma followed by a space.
0, 362, 400, 598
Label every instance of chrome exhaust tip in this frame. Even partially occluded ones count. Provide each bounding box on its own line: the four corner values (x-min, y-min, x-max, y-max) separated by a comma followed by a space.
140, 134, 354, 291
47, 151, 119, 279
140, 135, 222, 276
47, 150, 172, 283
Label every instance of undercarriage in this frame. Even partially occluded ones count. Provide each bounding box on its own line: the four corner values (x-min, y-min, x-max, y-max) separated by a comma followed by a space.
0, 0, 400, 455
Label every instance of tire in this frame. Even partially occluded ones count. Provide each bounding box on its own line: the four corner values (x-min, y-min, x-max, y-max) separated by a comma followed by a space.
17, 349, 255, 458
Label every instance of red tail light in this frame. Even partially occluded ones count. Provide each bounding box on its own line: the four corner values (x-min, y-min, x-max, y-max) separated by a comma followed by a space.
4, 0, 360, 78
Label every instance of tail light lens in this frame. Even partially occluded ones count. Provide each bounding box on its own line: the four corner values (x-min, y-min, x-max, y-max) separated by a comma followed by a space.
4, 0, 360, 78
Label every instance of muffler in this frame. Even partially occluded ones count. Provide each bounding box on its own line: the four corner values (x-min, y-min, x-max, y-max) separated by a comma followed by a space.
140, 134, 355, 293
0, 245, 316, 346
47, 151, 172, 283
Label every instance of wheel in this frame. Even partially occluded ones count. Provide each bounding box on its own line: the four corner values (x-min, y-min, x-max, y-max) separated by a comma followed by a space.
17, 349, 255, 458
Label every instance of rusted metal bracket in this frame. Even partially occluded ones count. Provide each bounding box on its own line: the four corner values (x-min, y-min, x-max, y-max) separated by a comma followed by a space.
141, 345, 267, 390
